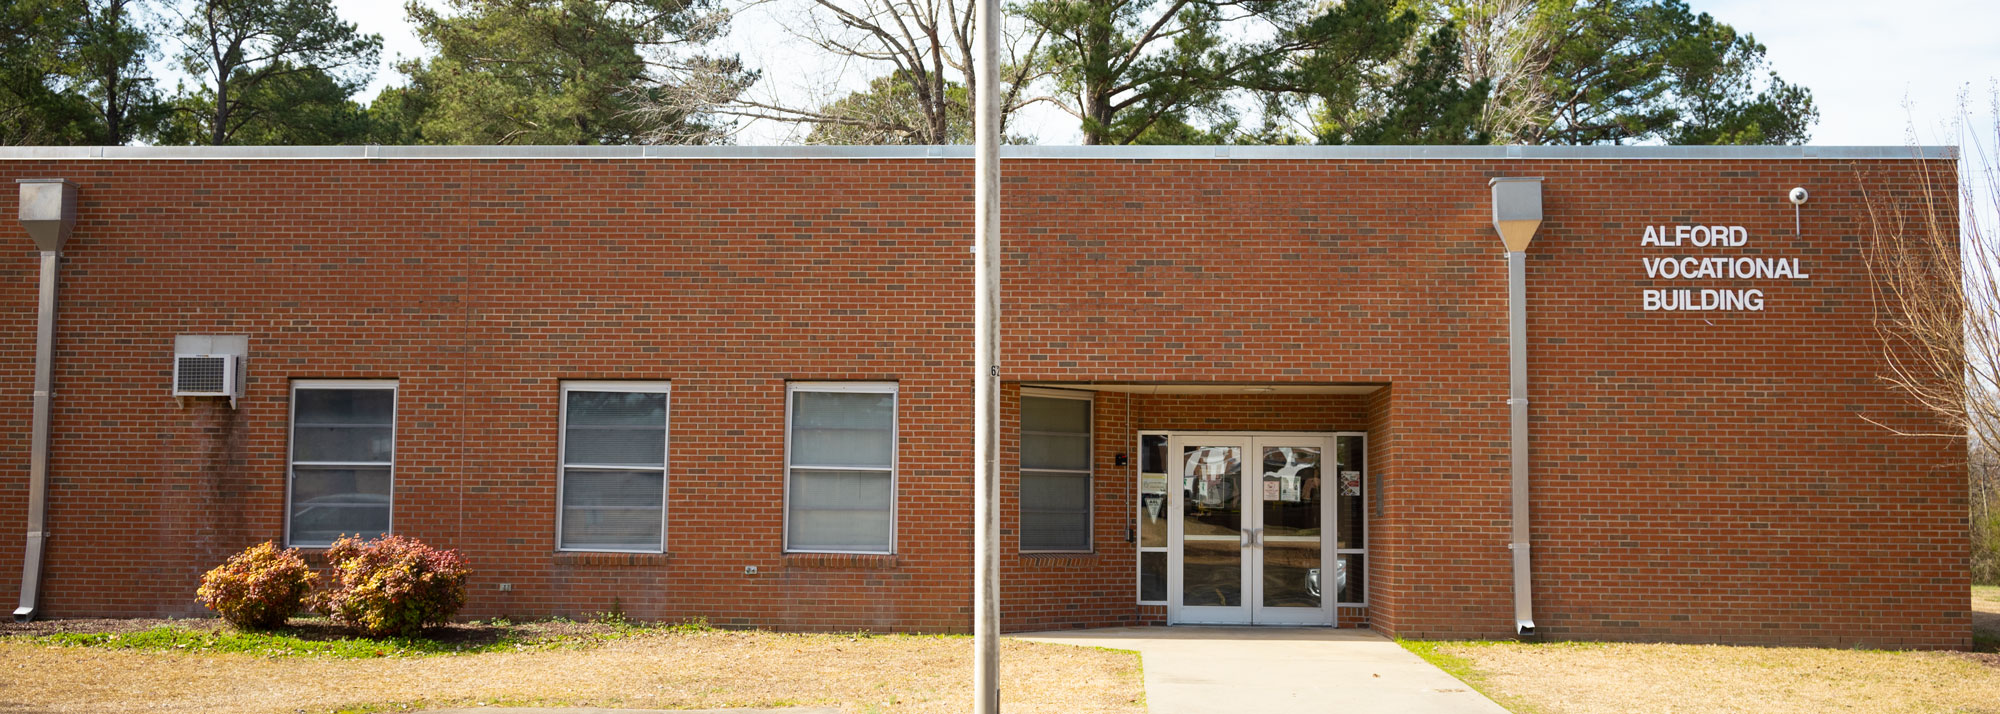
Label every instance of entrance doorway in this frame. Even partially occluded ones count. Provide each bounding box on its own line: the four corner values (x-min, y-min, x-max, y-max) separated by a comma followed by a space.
1165, 433, 1363, 625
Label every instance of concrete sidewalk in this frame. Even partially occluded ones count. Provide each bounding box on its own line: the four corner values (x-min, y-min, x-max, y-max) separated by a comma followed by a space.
421, 710, 836, 714
1014, 627, 1509, 714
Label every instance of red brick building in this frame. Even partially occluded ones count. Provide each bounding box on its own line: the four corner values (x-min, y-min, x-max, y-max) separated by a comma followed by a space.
0, 145, 1969, 649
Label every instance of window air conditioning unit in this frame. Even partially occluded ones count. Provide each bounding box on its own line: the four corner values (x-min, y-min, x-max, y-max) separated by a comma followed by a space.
172, 335, 249, 408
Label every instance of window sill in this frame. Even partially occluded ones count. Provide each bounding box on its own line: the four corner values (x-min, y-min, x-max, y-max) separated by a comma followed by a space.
782, 552, 899, 570
553, 551, 672, 567
1018, 552, 1098, 567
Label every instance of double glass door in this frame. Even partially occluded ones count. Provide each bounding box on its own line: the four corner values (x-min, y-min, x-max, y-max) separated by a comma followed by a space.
1168, 434, 1336, 625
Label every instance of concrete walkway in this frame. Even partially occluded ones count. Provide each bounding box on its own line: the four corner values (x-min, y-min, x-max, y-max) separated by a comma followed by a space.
1014, 627, 1509, 714
422, 709, 836, 714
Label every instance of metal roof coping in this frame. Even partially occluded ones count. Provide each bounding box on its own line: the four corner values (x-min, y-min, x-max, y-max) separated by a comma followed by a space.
0, 144, 1959, 161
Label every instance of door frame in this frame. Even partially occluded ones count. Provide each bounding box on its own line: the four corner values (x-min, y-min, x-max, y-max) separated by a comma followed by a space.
1165, 434, 1254, 625
1162, 431, 1363, 626
1249, 434, 1338, 626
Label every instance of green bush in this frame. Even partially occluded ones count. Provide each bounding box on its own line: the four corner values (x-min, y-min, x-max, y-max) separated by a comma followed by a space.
196, 541, 316, 630
310, 534, 471, 637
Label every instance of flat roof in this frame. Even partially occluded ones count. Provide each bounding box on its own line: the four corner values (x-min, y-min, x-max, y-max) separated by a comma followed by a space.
0, 144, 1958, 161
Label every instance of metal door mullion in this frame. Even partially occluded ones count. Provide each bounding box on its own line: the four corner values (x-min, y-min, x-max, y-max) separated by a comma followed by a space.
1248, 436, 1265, 624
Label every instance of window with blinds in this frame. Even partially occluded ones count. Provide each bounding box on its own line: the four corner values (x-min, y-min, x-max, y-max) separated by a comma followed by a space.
559, 382, 669, 552
786, 383, 897, 553
288, 380, 396, 547
1020, 392, 1092, 552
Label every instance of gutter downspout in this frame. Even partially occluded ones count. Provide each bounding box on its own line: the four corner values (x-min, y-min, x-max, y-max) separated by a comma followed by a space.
1490, 176, 1542, 638
16, 179, 75, 623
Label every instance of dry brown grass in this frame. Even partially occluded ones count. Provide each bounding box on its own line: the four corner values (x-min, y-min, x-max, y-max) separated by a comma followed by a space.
1425, 614, 2000, 714
0, 629, 1143, 714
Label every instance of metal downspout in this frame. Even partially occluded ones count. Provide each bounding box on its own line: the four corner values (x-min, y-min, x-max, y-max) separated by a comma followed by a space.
1507, 250, 1534, 636
1490, 176, 1542, 637
16, 179, 75, 623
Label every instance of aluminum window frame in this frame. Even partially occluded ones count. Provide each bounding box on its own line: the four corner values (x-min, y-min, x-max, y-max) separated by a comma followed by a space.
782, 381, 899, 555
556, 380, 671, 554
1018, 387, 1095, 554
1333, 431, 1369, 608
285, 378, 398, 549
1136, 430, 1170, 604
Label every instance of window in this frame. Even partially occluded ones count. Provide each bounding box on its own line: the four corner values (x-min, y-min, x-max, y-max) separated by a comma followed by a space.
1335, 433, 1367, 605
288, 380, 396, 547
1020, 390, 1093, 552
786, 382, 896, 553
1136, 432, 1168, 602
559, 381, 669, 552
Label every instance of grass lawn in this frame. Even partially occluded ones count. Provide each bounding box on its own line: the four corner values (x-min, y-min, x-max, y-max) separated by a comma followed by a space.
1400, 587, 2000, 714
0, 618, 1144, 714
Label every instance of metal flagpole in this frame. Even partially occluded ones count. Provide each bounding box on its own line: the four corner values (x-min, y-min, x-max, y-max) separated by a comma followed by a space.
970, 0, 1002, 704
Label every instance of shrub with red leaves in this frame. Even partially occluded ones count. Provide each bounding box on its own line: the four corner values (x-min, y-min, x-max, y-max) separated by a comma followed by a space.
196, 541, 316, 630
309, 534, 470, 637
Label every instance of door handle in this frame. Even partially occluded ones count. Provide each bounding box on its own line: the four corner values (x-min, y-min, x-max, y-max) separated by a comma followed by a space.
1241, 528, 1263, 548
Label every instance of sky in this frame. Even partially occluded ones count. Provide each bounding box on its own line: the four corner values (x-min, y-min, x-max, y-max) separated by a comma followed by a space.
327, 0, 2000, 147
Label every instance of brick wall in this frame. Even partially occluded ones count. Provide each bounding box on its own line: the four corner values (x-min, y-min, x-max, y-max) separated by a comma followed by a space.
0, 159, 977, 631
995, 157, 1965, 648
0, 155, 1967, 648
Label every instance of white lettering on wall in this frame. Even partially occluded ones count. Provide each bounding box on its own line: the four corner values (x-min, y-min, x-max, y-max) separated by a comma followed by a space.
1640, 257, 1809, 280
1641, 289, 1765, 311
1640, 225, 1806, 311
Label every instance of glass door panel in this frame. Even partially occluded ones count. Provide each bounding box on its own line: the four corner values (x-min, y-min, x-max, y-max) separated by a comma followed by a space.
1258, 444, 1323, 608
1181, 444, 1242, 606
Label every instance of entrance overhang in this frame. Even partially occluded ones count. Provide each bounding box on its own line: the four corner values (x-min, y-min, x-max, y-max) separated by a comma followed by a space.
1019, 382, 1383, 396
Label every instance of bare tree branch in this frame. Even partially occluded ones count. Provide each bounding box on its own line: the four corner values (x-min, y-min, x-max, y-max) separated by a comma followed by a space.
1863, 88, 2000, 583
635, 0, 1043, 145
